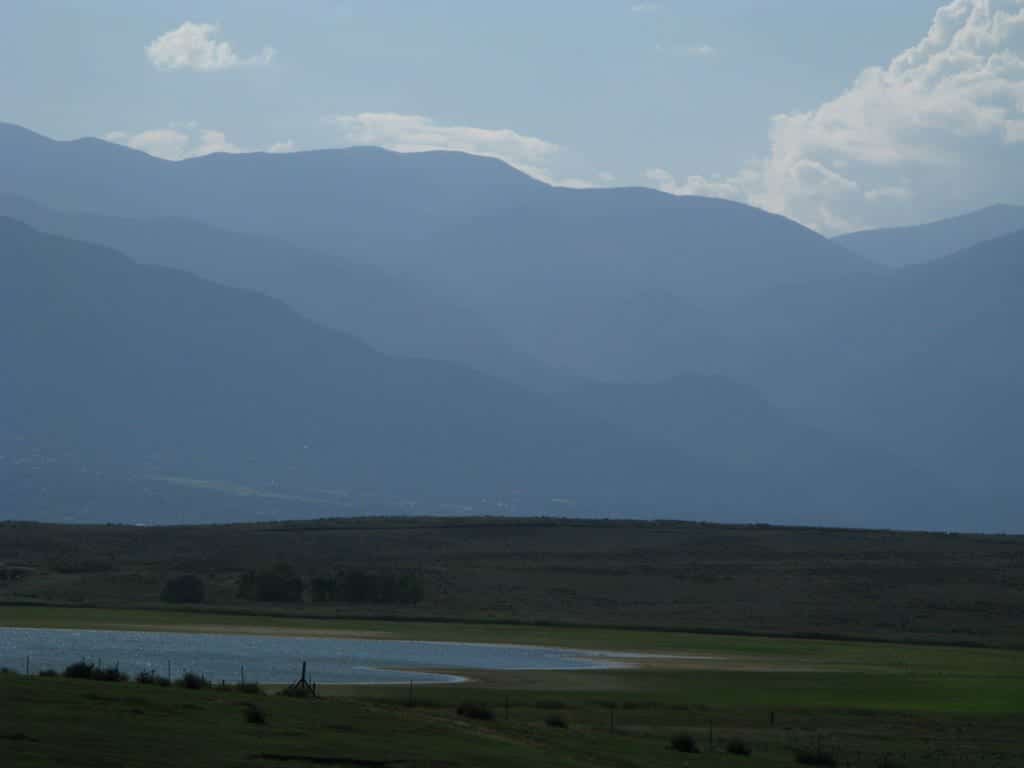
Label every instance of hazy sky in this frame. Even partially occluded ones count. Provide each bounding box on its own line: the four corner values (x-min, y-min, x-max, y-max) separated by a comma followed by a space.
2, 0, 1022, 234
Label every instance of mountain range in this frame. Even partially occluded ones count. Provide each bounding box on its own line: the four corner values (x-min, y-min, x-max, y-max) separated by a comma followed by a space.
834, 204, 1024, 267
2, 122, 1021, 531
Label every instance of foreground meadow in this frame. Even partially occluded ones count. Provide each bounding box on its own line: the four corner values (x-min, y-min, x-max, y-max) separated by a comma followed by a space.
2, 606, 1023, 767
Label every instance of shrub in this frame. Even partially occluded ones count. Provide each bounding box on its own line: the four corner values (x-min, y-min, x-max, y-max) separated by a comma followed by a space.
244, 704, 267, 725
63, 661, 126, 682
37, 668, 58, 677
135, 670, 171, 686
794, 748, 838, 766
876, 757, 906, 768
314, 569, 425, 605
237, 563, 303, 602
234, 682, 263, 695
310, 575, 337, 603
670, 732, 701, 754
544, 714, 568, 729
63, 661, 95, 679
160, 574, 206, 604
456, 701, 495, 721
176, 672, 211, 690
727, 738, 753, 756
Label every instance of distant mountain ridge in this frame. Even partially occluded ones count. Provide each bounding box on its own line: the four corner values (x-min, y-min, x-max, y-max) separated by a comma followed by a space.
0, 122, 875, 384
3, 121, 1022, 532
834, 204, 1024, 267
715, 228, 1024, 516
0, 218, 968, 528
0, 194, 565, 390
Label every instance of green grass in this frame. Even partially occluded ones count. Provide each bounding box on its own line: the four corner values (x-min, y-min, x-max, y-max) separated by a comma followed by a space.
3, 604, 1024, 767
5, 516, 1024, 647
3, 604, 1023, 680
4, 670, 1023, 768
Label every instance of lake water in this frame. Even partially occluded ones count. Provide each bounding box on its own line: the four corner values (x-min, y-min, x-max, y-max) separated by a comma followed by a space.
0, 627, 627, 685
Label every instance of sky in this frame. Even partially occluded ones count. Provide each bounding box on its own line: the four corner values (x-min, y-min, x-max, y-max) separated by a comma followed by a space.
1, 0, 1022, 235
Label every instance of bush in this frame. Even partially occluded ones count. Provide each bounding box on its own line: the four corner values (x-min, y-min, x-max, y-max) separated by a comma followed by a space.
37, 668, 58, 677
312, 569, 425, 604
160, 574, 206, 604
63, 661, 126, 682
176, 672, 211, 690
456, 701, 495, 721
794, 748, 838, 766
237, 563, 303, 602
234, 682, 263, 695
135, 670, 171, 686
670, 732, 701, 754
544, 714, 568, 729
876, 757, 906, 768
727, 738, 753, 756
310, 575, 337, 603
244, 704, 267, 725
63, 660, 95, 679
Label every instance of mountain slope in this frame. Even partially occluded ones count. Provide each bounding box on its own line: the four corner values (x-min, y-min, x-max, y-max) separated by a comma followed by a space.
718, 229, 1024, 520
0, 123, 876, 382
0, 216, 687, 504
0, 218, 967, 528
834, 204, 1024, 267
556, 373, 963, 529
0, 194, 564, 390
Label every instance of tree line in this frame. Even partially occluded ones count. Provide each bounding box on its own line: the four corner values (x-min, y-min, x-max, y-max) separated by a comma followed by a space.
161, 564, 424, 605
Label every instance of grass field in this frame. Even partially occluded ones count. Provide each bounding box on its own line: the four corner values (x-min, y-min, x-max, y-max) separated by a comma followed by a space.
3, 649, 1023, 766
3, 517, 1024, 647
3, 518, 1024, 765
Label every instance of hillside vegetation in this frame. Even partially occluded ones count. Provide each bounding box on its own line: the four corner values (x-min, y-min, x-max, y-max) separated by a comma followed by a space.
2, 517, 1022, 647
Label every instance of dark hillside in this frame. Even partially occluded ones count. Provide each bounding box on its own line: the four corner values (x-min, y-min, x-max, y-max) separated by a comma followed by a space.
2, 517, 1022, 647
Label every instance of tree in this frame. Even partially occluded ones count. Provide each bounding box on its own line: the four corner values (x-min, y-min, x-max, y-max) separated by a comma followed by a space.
160, 574, 206, 604
237, 563, 303, 602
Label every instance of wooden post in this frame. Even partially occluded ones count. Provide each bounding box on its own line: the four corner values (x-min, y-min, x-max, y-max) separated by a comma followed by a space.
301, 661, 307, 683
408, 680, 413, 706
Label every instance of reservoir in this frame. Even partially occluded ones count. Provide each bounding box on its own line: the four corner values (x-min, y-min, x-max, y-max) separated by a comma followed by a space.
0, 626, 626, 685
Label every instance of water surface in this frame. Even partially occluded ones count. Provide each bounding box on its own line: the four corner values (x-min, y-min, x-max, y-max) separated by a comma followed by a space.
0, 626, 625, 685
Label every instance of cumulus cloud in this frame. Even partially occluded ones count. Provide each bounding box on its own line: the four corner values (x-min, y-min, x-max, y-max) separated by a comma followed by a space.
650, 0, 1024, 233
655, 42, 717, 57
104, 125, 286, 160
268, 140, 297, 153
324, 112, 605, 187
686, 44, 716, 57
146, 22, 275, 71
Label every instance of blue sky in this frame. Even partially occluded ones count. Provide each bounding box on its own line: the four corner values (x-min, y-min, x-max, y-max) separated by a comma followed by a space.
2, 0, 1022, 233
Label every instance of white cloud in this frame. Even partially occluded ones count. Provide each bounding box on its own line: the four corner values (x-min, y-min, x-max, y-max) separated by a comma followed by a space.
652, 0, 1024, 233
104, 125, 287, 160
324, 112, 618, 189
631, 2, 660, 13
686, 44, 716, 57
146, 22, 275, 72
104, 129, 192, 161
325, 112, 565, 178
656, 42, 717, 57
